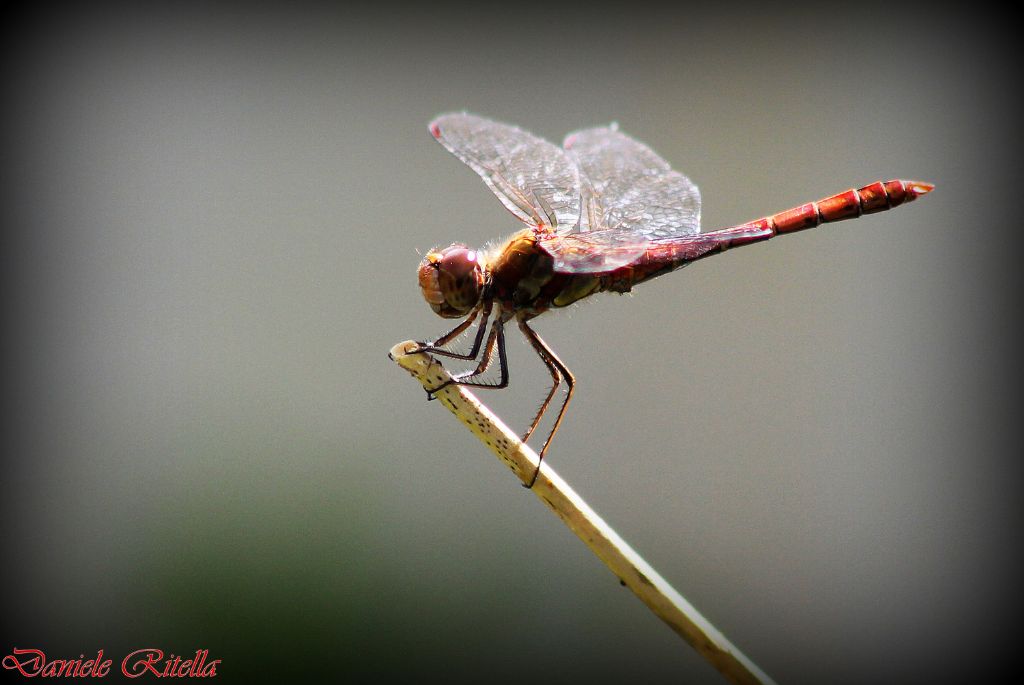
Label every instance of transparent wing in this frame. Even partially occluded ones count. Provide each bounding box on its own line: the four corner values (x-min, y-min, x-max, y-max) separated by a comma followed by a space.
539, 125, 704, 273
538, 230, 649, 273
562, 125, 701, 239
430, 113, 583, 230
540, 224, 773, 274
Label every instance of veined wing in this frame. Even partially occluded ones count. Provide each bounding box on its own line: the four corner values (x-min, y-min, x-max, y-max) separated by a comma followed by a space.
538, 230, 650, 273
563, 125, 701, 239
430, 113, 583, 230
539, 125, 703, 273
541, 224, 773, 274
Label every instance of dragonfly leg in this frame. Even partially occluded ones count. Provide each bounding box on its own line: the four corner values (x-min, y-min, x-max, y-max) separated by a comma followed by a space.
519, 323, 562, 446
518, 318, 575, 489
412, 300, 493, 361
424, 315, 509, 396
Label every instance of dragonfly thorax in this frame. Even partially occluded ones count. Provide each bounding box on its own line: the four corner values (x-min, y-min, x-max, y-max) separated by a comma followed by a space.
418, 243, 486, 318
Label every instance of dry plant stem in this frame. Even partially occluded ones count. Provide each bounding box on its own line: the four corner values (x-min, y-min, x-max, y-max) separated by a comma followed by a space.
390, 340, 776, 685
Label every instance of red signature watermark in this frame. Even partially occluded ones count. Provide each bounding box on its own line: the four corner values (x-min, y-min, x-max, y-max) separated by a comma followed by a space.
2, 648, 220, 678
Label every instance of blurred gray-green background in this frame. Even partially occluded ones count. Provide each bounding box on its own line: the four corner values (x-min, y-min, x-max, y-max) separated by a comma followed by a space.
2, 2, 1019, 683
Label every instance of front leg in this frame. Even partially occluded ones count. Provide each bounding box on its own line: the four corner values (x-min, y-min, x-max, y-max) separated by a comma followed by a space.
411, 300, 492, 361
424, 316, 509, 397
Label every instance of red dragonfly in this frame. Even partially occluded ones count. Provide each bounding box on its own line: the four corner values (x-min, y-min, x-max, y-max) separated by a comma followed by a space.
413, 112, 933, 487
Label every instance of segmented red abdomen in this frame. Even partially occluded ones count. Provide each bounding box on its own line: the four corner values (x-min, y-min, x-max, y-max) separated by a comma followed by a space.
767, 179, 932, 234
673, 178, 933, 257
593, 179, 934, 294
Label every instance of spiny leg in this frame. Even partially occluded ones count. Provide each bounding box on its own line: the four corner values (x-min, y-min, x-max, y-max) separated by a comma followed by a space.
518, 318, 575, 488
518, 318, 562, 445
412, 300, 493, 361
425, 316, 509, 395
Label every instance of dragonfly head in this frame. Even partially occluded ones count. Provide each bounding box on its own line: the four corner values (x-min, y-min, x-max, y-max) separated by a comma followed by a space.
418, 243, 484, 318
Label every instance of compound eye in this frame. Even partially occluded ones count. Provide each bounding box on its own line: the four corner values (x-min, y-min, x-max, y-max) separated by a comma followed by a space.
440, 248, 478, 281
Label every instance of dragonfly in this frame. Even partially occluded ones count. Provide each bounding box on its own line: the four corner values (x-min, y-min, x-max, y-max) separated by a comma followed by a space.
412, 112, 933, 487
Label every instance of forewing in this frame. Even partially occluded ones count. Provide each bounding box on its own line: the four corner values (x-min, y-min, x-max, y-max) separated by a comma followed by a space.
538, 231, 649, 273
563, 125, 701, 239
540, 224, 774, 275
430, 113, 582, 229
